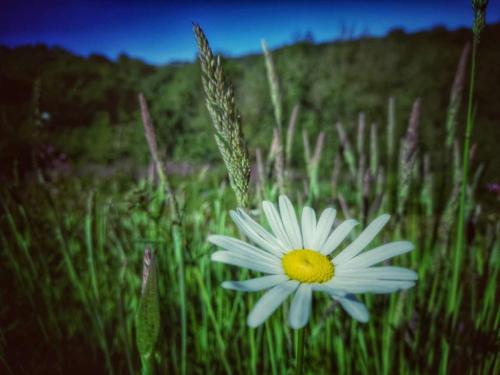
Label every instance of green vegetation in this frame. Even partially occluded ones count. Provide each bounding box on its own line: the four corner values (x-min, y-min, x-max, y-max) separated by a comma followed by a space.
1, 25, 500, 186
1, 22, 499, 374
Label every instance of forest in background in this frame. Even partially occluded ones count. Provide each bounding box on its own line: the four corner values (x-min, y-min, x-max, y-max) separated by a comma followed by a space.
1, 24, 499, 199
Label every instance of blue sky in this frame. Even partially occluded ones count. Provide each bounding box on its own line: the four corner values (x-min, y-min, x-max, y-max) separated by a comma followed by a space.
1, 0, 499, 65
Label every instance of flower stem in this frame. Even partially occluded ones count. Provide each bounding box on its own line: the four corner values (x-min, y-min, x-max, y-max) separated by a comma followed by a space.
295, 328, 305, 375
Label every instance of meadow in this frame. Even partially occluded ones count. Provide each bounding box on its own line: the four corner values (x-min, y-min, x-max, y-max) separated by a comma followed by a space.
1, 12, 499, 375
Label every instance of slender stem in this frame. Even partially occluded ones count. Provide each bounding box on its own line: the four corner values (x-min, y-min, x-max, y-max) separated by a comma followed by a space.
449, 39, 478, 316
173, 226, 187, 375
265, 322, 278, 375
295, 329, 305, 375
141, 353, 153, 375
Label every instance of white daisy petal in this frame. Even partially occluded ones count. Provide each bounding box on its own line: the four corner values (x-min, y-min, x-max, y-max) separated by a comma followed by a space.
327, 276, 415, 294
336, 266, 418, 280
333, 214, 390, 265
230, 210, 285, 257
320, 219, 359, 255
289, 284, 313, 329
279, 195, 303, 249
222, 275, 289, 292
311, 207, 336, 250
263, 201, 293, 250
301, 206, 316, 249
312, 283, 346, 297
334, 295, 369, 323
235, 209, 286, 251
247, 280, 299, 327
211, 251, 283, 275
208, 235, 281, 264
340, 241, 414, 268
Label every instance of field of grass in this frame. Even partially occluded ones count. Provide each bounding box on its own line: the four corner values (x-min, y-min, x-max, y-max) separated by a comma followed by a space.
1, 11, 499, 375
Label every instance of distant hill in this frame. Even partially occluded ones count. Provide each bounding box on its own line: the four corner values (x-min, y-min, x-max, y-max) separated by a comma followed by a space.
1, 24, 499, 184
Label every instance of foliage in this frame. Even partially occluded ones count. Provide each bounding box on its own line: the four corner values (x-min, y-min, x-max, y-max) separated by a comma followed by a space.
0, 23, 499, 374
1, 25, 500, 187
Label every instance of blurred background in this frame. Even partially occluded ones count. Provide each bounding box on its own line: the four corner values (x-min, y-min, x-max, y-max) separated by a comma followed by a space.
1, 0, 499, 190
1, 1, 499, 374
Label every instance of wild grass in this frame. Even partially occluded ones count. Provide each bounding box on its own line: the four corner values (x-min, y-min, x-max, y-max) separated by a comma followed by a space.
1, 11, 499, 375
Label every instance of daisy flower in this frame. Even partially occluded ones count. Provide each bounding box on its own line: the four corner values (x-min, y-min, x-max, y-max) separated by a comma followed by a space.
208, 195, 417, 329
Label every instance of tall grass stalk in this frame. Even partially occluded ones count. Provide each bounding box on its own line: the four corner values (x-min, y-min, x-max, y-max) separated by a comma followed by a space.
262, 40, 282, 130
397, 98, 420, 218
138, 93, 167, 187
261, 40, 288, 195
357, 113, 366, 209
285, 105, 300, 165
193, 24, 251, 207
85, 192, 100, 303
274, 128, 285, 194
370, 123, 379, 177
255, 148, 266, 199
449, 0, 488, 316
445, 43, 470, 149
331, 148, 342, 198
335, 122, 357, 179
266, 127, 279, 173
138, 93, 180, 217
386, 97, 396, 209
138, 93, 186, 374
303, 129, 325, 200
387, 97, 396, 161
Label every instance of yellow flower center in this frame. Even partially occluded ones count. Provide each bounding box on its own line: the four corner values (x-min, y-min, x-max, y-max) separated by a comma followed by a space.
282, 249, 334, 283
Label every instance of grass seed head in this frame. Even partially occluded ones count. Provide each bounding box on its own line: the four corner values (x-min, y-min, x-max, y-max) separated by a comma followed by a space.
472, 0, 489, 42
194, 23, 251, 207
262, 39, 283, 130
446, 43, 470, 148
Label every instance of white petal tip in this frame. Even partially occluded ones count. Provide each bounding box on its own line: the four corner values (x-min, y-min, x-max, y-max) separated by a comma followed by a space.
210, 251, 223, 262
407, 270, 419, 280
290, 320, 308, 330
402, 241, 415, 251
356, 316, 369, 323
207, 234, 218, 244
336, 295, 370, 323
247, 317, 263, 328
402, 281, 416, 289
379, 213, 391, 221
